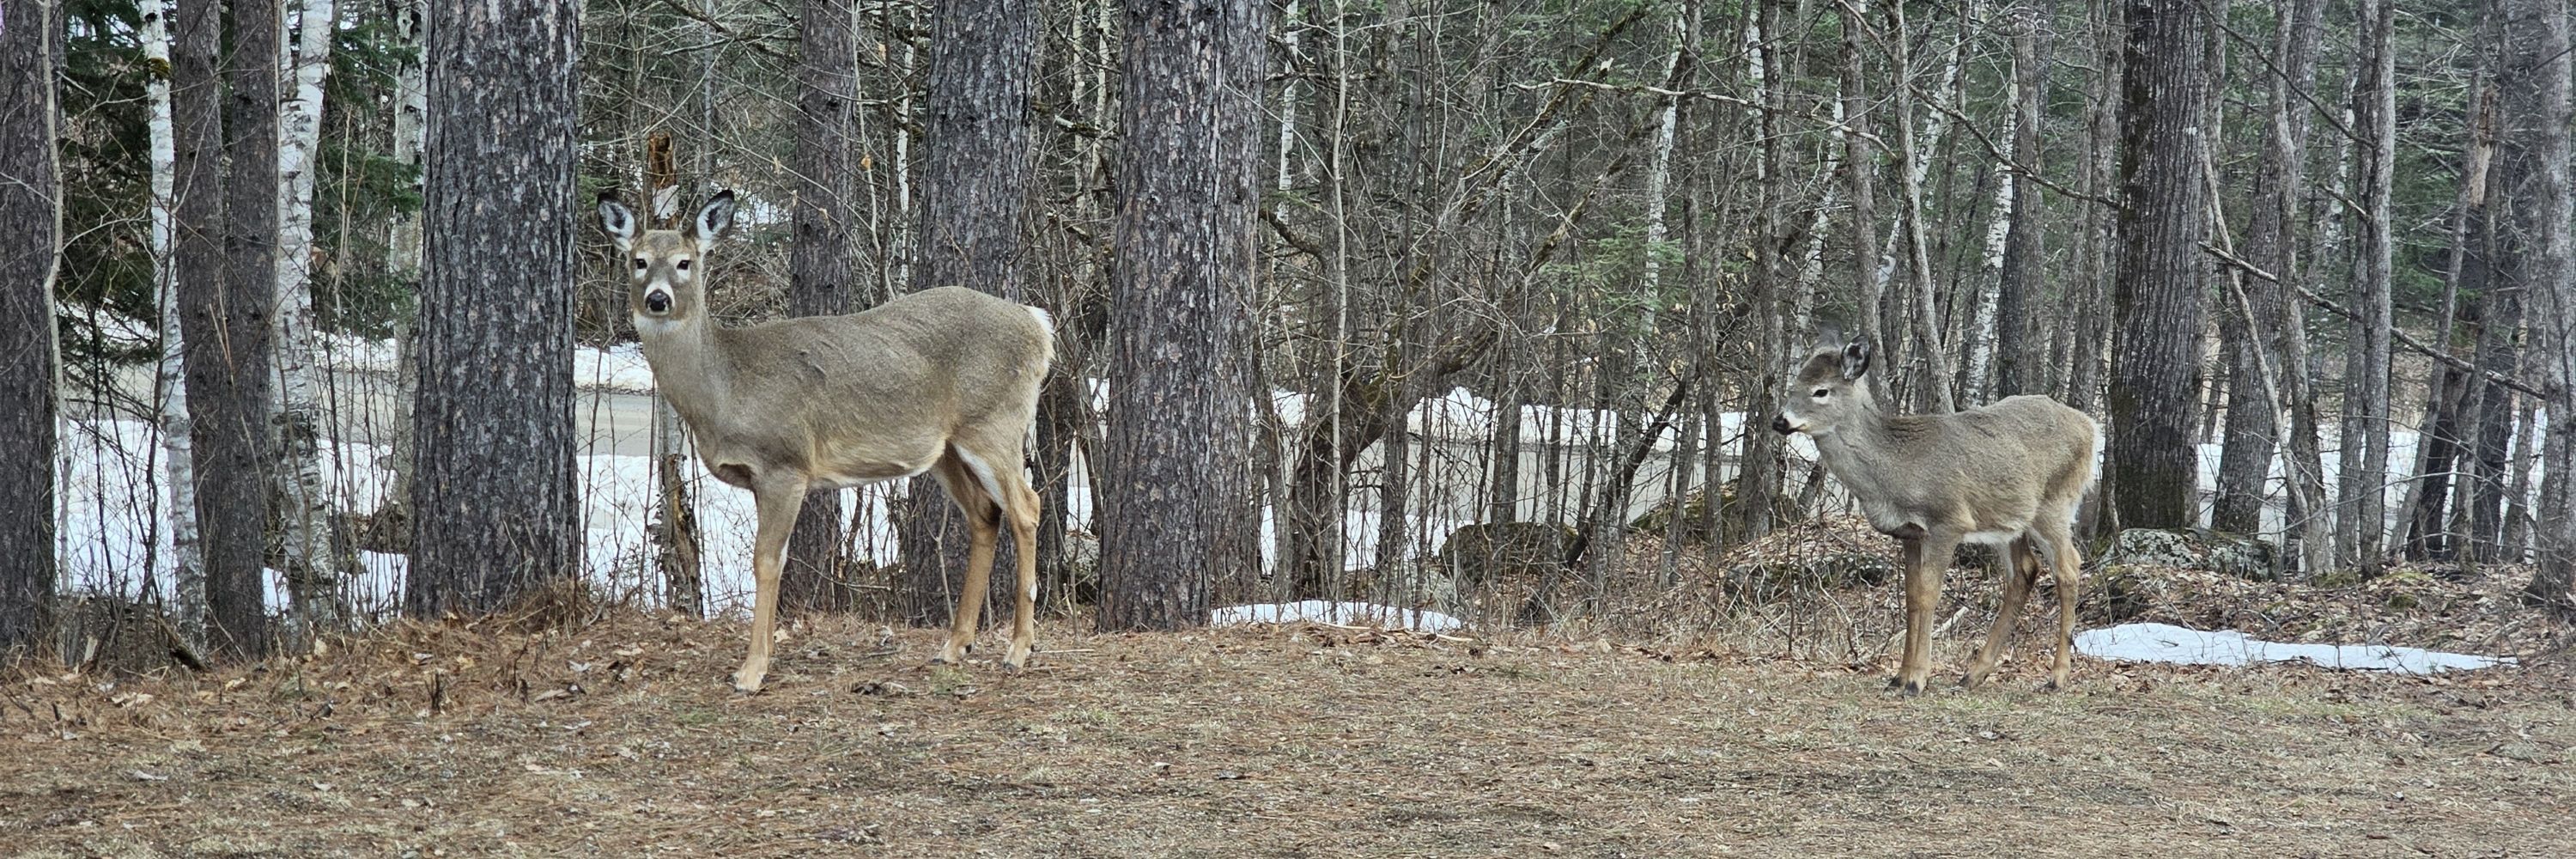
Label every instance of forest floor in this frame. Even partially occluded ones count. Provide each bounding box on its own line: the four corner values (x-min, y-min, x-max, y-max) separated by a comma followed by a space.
4, 600, 2573, 859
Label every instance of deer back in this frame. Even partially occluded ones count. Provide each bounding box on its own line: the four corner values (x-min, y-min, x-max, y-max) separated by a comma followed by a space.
1843, 396, 2098, 538
688, 287, 1054, 483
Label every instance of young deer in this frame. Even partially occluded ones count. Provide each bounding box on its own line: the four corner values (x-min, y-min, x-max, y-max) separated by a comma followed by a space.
1770, 334, 2097, 694
598, 191, 1055, 693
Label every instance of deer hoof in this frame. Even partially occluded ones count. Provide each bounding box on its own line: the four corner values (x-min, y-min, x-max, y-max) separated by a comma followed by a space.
731, 672, 766, 695
1888, 676, 1926, 697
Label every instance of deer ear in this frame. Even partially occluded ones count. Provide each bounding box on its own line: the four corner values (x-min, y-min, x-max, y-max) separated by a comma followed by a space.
597, 192, 635, 251
694, 190, 736, 245
1840, 337, 1873, 381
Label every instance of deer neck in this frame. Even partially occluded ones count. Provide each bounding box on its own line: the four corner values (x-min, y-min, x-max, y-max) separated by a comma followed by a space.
635, 313, 733, 423
1811, 408, 1905, 499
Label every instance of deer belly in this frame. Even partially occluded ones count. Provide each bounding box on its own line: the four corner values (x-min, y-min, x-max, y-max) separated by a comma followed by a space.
808, 459, 936, 492
1963, 529, 2025, 547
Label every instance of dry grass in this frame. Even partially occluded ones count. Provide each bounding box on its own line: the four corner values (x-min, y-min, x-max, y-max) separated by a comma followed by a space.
3, 606, 2572, 858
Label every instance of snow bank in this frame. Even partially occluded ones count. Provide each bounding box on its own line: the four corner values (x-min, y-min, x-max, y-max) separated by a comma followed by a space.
311, 332, 653, 393
2075, 622, 2512, 674
1210, 600, 1463, 633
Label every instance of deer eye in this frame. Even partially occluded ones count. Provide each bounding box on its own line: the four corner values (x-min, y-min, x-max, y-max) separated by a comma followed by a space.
1811, 388, 1829, 399
631, 257, 647, 270
676, 259, 692, 271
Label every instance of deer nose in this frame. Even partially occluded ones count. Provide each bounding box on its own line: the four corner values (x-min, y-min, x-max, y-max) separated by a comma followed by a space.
644, 291, 671, 314
1770, 414, 1792, 435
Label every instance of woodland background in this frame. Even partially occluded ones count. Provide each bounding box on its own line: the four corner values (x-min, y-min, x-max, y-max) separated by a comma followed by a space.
3, 0, 2574, 663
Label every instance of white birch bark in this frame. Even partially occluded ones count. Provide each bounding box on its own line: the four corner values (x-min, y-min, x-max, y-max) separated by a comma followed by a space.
143, 0, 204, 647
1963, 74, 2019, 402
1639, 6, 1686, 298
1276, 0, 1302, 192
273, 0, 346, 637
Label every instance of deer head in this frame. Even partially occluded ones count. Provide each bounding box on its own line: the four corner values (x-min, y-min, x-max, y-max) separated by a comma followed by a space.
597, 190, 734, 328
1771, 333, 1879, 437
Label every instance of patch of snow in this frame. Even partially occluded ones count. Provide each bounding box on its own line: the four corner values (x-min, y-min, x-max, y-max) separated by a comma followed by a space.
308, 332, 652, 393
2075, 622, 2512, 674
1210, 600, 1463, 633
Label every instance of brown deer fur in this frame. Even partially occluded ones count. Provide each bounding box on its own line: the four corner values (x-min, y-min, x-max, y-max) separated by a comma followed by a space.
1771, 336, 2096, 693
599, 191, 1054, 692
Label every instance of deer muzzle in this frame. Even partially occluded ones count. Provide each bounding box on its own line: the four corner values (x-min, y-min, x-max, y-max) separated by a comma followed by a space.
643, 289, 673, 314
1770, 413, 1794, 436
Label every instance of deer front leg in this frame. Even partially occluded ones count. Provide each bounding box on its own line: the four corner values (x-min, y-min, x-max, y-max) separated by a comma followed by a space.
1893, 533, 1956, 696
736, 476, 809, 694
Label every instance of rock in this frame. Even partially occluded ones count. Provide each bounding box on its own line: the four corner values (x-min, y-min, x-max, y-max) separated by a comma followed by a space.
1060, 532, 1103, 603
1723, 552, 1898, 603
1628, 487, 1800, 545
1439, 521, 1575, 587
55, 595, 198, 676
1343, 558, 1460, 611
2099, 527, 2278, 580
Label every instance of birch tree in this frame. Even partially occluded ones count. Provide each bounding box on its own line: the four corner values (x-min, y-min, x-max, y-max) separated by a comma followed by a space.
139, 0, 207, 647
382, 0, 427, 528
275, 0, 351, 637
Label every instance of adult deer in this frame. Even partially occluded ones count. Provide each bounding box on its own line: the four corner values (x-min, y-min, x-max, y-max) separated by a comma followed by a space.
1769, 334, 2097, 694
598, 190, 1055, 693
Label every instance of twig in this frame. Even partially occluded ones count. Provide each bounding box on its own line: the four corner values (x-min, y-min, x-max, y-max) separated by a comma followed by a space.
1909, 88, 2115, 206
2200, 242, 2548, 399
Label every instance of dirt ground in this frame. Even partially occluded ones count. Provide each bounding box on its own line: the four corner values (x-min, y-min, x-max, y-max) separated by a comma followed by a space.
3, 608, 2571, 859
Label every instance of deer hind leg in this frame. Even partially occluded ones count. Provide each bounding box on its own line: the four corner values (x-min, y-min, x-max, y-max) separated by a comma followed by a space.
929, 452, 1004, 666
2037, 523, 2083, 690
997, 468, 1042, 670
1963, 537, 2043, 689
1893, 533, 1956, 696
736, 474, 810, 694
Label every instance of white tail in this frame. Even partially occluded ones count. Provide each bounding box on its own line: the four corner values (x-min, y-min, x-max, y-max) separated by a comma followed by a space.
598, 191, 1055, 693
1771, 333, 2097, 694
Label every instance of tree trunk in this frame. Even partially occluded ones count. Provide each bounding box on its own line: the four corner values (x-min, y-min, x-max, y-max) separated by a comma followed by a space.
1992, 3, 2047, 399
2501, 0, 2576, 608
380, 0, 427, 533
1886, 0, 1957, 414
2334, 0, 2397, 570
897, 0, 1041, 628
2106, 0, 2210, 531
1097, 0, 1267, 631
784, 0, 860, 614
143, 0, 207, 649
274, 0, 349, 640
184, 0, 283, 656
2399, 83, 2495, 559
1838, 0, 1883, 352
0, 0, 61, 658
2213, 0, 2321, 538
1735, 0, 1783, 541
404, 0, 582, 617
2063, 0, 2123, 417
